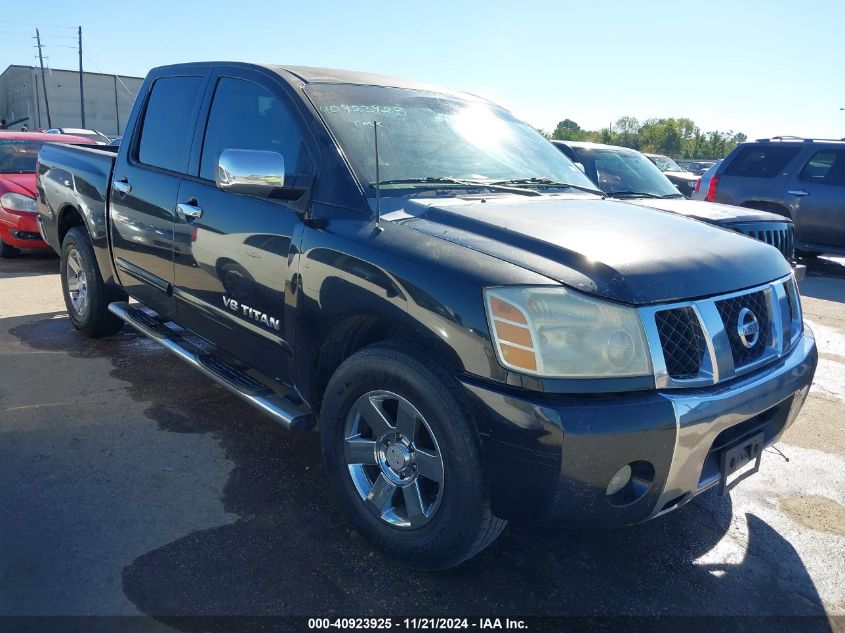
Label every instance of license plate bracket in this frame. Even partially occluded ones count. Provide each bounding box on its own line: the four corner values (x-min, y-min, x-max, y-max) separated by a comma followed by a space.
719, 431, 765, 496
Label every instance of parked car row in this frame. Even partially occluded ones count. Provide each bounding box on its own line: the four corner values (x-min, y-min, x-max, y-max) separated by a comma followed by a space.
31, 62, 817, 570
552, 141, 803, 278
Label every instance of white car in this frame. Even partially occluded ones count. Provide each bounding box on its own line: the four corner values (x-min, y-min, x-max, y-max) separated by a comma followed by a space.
691, 159, 722, 200
45, 128, 110, 144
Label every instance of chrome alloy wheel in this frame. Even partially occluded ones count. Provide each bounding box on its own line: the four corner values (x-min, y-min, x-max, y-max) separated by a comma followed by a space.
343, 390, 445, 529
66, 248, 89, 317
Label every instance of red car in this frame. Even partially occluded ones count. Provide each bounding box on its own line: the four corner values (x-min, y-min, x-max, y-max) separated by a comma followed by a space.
0, 131, 94, 257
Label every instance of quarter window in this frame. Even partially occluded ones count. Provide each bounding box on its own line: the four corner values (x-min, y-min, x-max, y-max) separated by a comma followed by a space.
722, 145, 800, 178
200, 78, 311, 183
800, 150, 845, 185
137, 76, 205, 173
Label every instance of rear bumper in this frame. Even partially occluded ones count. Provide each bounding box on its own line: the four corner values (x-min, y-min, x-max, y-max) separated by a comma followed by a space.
0, 208, 50, 249
461, 328, 817, 524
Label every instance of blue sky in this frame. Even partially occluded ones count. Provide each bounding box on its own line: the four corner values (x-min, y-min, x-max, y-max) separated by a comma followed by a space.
3, 0, 843, 140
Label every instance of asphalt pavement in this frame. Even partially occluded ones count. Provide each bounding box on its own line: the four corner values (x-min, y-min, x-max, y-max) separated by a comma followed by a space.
1, 252, 844, 632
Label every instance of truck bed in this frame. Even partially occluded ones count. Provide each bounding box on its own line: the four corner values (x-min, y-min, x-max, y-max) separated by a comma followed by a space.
36, 142, 117, 256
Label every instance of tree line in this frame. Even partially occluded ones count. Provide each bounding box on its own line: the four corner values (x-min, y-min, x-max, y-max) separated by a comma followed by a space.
545, 117, 748, 160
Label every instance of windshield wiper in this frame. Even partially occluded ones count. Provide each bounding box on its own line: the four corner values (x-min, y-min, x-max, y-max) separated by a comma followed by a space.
608, 191, 663, 199
371, 177, 541, 197
490, 177, 605, 197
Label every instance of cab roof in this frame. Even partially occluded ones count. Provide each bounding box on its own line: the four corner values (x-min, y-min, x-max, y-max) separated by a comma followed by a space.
151, 62, 490, 103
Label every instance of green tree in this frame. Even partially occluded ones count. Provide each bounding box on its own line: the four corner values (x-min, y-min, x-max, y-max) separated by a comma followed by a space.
552, 118, 586, 141
613, 116, 640, 149
639, 118, 682, 156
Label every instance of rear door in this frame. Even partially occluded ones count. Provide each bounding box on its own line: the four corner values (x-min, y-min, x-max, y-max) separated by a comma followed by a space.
785, 148, 845, 251
172, 68, 316, 381
110, 72, 209, 319
716, 144, 802, 207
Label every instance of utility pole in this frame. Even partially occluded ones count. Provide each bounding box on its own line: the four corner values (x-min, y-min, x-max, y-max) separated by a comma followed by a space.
35, 29, 52, 128
78, 26, 86, 128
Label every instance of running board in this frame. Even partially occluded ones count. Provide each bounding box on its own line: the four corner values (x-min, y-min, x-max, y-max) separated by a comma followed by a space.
108, 302, 315, 431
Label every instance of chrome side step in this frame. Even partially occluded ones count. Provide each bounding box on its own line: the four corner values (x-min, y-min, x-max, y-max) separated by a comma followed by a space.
108, 301, 315, 431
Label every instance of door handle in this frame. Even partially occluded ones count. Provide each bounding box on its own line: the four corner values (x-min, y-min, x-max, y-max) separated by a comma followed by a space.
113, 178, 131, 194
176, 201, 203, 219
787, 189, 809, 197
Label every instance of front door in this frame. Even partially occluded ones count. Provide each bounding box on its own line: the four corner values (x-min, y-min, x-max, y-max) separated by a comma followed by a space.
110, 73, 208, 319
172, 72, 315, 382
785, 148, 845, 251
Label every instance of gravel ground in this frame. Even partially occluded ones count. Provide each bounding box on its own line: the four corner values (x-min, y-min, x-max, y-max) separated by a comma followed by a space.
1, 252, 843, 632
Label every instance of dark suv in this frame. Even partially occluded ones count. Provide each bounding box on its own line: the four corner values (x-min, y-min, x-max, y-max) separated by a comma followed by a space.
708, 137, 845, 256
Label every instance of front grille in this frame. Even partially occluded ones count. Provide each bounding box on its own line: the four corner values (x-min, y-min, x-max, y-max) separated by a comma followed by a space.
644, 276, 794, 388
715, 290, 771, 368
655, 307, 706, 379
736, 223, 795, 260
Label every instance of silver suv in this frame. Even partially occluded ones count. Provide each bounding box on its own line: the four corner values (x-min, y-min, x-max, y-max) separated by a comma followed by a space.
707, 137, 845, 257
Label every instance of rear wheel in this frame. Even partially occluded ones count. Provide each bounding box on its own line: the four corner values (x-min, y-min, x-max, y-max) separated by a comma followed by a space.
60, 227, 125, 337
0, 236, 21, 258
320, 342, 507, 570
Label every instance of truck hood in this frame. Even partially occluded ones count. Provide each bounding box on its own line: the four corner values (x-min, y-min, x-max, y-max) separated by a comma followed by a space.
664, 170, 699, 182
0, 173, 36, 198
623, 198, 789, 226
399, 196, 791, 305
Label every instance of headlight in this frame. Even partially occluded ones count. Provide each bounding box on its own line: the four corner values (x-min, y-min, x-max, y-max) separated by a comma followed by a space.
484, 286, 652, 378
0, 193, 37, 213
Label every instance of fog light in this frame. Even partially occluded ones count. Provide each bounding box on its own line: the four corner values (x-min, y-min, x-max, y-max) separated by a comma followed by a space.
606, 464, 632, 496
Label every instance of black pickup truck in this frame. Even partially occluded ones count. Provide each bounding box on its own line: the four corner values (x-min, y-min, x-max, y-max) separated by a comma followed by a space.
36, 62, 817, 570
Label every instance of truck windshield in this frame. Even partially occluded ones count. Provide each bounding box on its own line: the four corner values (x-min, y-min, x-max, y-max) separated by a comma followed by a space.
650, 155, 684, 172
305, 84, 596, 193
579, 149, 681, 198
0, 139, 43, 173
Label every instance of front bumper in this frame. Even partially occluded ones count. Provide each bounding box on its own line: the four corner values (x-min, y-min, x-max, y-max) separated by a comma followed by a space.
0, 208, 50, 249
461, 328, 817, 524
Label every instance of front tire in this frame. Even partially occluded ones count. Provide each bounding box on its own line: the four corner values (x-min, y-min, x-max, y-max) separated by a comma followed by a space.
60, 227, 125, 337
0, 236, 21, 258
320, 342, 506, 570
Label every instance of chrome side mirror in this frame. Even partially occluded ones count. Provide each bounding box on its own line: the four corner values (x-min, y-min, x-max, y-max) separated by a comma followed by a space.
216, 149, 285, 197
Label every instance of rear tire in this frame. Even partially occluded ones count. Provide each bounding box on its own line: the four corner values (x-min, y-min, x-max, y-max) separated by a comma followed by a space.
0, 237, 21, 258
320, 341, 506, 570
60, 227, 125, 337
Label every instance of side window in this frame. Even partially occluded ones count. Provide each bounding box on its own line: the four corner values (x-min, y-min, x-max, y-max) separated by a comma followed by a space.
722, 145, 800, 178
199, 78, 312, 182
800, 150, 845, 186
137, 76, 205, 173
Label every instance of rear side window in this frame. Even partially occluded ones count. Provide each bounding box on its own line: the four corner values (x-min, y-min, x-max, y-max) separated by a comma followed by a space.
722, 145, 800, 178
800, 149, 845, 185
199, 78, 311, 182
137, 76, 205, 173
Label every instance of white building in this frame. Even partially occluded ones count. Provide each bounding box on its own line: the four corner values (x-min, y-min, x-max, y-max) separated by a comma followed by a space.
0, 65, 143, 137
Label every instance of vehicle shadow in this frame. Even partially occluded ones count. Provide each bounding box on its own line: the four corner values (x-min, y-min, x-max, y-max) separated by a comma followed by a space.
9, 315, 833, 633
0, 251, 59, 278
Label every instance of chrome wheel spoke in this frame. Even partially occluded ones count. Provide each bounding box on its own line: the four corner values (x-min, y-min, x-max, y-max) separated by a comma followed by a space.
367, 473, 397, 515
403, 480, 426, 525
360, 396, 393, 436
395, 400, 418, 442
67, 255, 80, 275
414, 449, 443, 483
345, 437, 377, 465
344, 390, 445, 529
67, 278, 79, 292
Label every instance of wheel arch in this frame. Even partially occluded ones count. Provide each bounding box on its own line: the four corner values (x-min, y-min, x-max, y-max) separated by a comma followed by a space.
303, 310, 463, 416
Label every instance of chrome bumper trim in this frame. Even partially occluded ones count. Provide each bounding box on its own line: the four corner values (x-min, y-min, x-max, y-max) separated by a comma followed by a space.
649, 328, 816, 518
